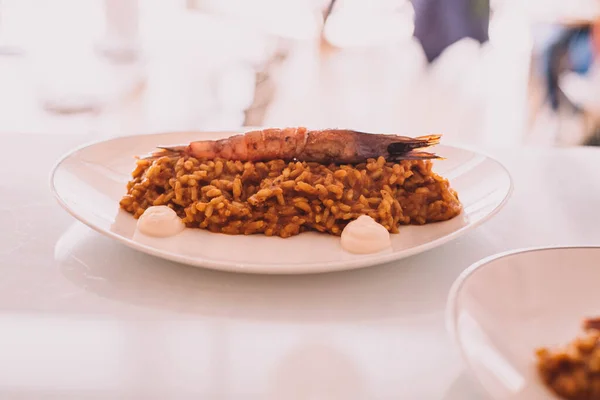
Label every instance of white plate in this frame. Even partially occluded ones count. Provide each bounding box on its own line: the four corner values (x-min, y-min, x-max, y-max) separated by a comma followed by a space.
446, 246, 600, 400
51, 130, 512, 274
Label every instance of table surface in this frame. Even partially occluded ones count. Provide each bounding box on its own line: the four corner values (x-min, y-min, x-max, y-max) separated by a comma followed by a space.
2, 132, 600, 399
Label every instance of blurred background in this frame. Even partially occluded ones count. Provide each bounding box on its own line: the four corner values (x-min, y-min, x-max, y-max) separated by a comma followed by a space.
1, 0, 599, 147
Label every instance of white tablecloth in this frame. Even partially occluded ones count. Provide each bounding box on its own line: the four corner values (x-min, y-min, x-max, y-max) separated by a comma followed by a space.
2, 132, 600, 399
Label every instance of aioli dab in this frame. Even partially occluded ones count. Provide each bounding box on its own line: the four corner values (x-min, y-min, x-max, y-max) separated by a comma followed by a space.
136, 206, 185, 237
340, 215, 391, 254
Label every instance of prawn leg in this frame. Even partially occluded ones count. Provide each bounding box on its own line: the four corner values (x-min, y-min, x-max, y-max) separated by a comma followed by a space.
388, 150, 444, 161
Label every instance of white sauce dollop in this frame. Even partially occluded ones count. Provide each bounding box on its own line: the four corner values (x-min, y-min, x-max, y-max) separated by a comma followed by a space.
136, 206, 185, 237
341, 215, 391, 254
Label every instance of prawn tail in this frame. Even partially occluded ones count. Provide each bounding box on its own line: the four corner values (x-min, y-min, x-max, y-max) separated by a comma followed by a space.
386, 134, 441, 156
415, 134, 442, 147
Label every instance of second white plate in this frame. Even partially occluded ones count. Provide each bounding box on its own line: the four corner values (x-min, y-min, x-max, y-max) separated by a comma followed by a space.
51, 131, 512, 274
447, 246, 600, 399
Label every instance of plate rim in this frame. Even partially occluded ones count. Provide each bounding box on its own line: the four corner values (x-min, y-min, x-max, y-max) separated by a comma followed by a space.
445, 245, 600, 397
49, 130, 515, 274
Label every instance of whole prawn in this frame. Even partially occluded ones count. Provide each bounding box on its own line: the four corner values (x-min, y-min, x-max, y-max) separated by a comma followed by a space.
147, 127, 442, 164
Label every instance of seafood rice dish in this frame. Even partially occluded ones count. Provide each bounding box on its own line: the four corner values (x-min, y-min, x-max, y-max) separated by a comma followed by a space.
119, 127, 462, 238
536, 317, 600, 400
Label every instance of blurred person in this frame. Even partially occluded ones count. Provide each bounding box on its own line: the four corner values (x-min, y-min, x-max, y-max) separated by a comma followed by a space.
593, 13, 600, 58
540, 23, 593, 113
411, 0, 490, 63
318, 0, 490, 60
583, 14, 600, 145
